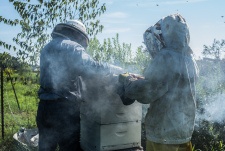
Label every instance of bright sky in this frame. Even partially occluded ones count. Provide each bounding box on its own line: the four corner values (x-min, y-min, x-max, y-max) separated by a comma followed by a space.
1, 0, 225, 59
97, 0, 225, 59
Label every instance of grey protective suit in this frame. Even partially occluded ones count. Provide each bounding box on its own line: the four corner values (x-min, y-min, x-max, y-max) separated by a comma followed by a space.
123, 14, 199, 144
38, 37, 121, 101
37, 36, 122, 151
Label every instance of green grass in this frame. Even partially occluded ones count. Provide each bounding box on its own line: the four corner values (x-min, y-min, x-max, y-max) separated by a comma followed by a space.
0, 73, 39, 150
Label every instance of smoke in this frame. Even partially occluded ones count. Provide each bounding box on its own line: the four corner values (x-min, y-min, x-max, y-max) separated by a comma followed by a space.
76, 57, 145, 124
195, 93, 225, 127
80, 73, 143, 123
194, 59, 225, 129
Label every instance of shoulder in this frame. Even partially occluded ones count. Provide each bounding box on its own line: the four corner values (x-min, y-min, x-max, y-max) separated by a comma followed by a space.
45, 38, 84, 51
42, 38, 64, 52
61, 39, 82, 48
60, 39, 84, 53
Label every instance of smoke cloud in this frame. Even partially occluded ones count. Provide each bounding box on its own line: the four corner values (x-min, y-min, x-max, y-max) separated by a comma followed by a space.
195, 93, 225, 126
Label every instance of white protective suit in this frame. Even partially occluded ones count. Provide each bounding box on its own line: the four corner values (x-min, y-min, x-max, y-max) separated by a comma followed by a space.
123, 14, 199, 144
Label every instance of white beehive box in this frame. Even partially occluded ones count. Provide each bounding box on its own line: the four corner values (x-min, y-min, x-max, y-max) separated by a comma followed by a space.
80, 114, 142, 151
80, 79, 142, 150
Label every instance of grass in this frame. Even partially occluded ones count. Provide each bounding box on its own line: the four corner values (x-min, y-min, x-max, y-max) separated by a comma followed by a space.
0, 72, 39, 150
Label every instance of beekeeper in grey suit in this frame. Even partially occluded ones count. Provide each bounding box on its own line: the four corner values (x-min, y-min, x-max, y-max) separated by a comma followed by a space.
37, 20, 122, 151
118, 14, 199, 151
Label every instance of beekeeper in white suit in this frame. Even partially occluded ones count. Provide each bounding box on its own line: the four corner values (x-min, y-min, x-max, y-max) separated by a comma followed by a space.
118, 14, 199, 151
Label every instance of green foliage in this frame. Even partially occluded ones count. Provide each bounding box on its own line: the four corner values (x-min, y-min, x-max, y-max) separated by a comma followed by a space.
0, 0, 107, 65
202, 39, 225, 60
195, 59, 225, 112
0, 52, 20, 69
192, 120, 225, 151
0, 52, 34, 76
192, 59, 225, 151
134, 45, 151, 73
0, 16, 20, 26
87, 33, 150, 74
87, 34, 132, 64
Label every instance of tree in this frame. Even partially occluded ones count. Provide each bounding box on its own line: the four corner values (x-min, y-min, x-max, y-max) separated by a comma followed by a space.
87, 34, 133, 66
0, 52, 20, 70
134, 45, 151, 73
87, 34, 151, 74
202, 39, 225, 60
0, 52, 31, 75
0, 0, 106, 65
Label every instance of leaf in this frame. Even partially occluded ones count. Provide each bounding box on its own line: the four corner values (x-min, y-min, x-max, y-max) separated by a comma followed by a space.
2, 0, 107, 64
38, 0, 43, 4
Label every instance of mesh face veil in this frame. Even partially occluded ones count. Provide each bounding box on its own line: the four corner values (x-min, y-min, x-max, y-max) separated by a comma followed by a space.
143, 19, 166, 58
143, 14, 192, 58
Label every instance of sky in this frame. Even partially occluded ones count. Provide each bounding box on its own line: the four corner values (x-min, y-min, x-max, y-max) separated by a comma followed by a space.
0, 0, 225, 59
96, 0, 225, 59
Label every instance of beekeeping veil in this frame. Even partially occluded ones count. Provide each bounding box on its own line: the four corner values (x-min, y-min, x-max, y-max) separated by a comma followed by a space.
143, 14, 193, 58
52, 20, 89, 49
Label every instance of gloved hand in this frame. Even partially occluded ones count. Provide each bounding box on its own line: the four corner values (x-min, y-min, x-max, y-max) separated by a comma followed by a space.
117, 83, 135, 105
119, 72, 144, 85
118, 72, 130, 84
117, 72, 136, 105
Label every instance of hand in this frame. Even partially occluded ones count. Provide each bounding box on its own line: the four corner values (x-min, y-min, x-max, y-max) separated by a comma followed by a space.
116, 82, 135, 106
118, 72, 130, 84
118, 73, 144, 87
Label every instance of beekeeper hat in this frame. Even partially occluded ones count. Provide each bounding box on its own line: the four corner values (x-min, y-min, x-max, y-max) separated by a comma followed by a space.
143, 14, 191, 58
52, 20, 89, 48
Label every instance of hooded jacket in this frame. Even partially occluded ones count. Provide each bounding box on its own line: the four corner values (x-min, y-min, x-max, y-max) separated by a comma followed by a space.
38, 37, 122, 102
123, 14, 199, 144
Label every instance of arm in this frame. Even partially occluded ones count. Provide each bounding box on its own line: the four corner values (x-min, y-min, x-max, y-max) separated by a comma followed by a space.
124, 79, 168, 104
66, 43, 123, 77
123, 53, 169, 104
